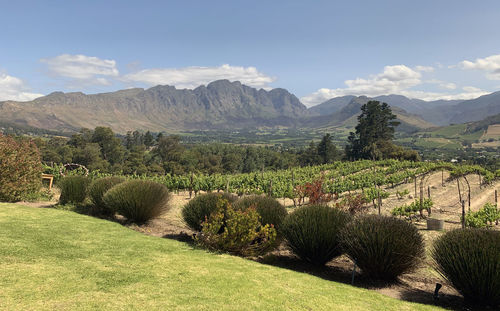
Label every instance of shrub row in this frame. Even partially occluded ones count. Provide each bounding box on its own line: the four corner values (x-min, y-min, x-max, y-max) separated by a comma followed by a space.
59, 176, 170, 223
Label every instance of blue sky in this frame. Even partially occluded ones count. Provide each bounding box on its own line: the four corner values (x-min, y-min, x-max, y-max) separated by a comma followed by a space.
1, 0, 500, 106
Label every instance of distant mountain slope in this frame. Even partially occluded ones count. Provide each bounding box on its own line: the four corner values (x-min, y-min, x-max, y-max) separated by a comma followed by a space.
0, 80, 309, 133
308, 92, 500, 126
308, 95, 355, 116
304, 96, 434, 133
449, 91, 500, 124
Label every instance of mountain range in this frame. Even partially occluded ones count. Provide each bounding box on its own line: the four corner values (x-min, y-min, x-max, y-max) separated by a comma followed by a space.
1, 79, 499, 134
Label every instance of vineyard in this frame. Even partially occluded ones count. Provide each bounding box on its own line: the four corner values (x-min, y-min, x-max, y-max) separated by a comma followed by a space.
45, 160, 500, 205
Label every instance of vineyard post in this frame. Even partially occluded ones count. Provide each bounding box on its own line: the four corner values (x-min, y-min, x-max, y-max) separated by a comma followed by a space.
189, 172, 194, 199
456, 178, 462, 203
419, 178, 424, 212
478, 174, 482, 189
441, 170, 444, 187
226, 179, 229, 193
414, 176, 417, 197
377, 196, 381, 215
268, 180, 273, 197
495, 189, 498, 225
461, 200, 465, 229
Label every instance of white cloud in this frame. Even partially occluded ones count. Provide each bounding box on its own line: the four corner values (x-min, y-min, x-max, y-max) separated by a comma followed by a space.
301, 64, 492, 106
301, 65, 422, 106
426, 79, 457, 90
40, 54, 119, 86
458, 54, 500, 80
415, 65, 434, 72
0, 72, 43, 101
123, 64, 275, 89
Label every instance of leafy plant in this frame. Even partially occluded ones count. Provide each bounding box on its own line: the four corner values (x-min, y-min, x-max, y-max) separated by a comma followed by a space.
103, 180, 170, 223
59, 176, 91, 204
294, 178, 334, 205
341, 215, 424, 281
396, 189, 409, 199
281, 205, 351, 265
431, 229, 500, 307
391, 198, 433, 219
0, 134, 42, 202
465, 203, 500, 228
337, 193, 369, 215
195, 198, 277, 256
233, 195, 288, 230
88, 176, 125, 215
182, 192, 237, 231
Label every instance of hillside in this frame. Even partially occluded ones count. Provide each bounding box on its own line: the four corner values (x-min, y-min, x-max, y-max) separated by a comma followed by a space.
310, 92, 500, 126
0, 204, 441, 311
304, 96, 434, 133
0, 80, 308, 133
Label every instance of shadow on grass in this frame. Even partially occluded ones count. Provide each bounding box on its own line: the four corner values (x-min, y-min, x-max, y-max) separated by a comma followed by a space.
256, 253, 466, 311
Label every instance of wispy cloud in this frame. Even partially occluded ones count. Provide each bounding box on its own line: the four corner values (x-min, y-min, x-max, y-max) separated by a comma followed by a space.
122, 64, 275, 89
458, 54, 500, 80
40, 54, 119, 87
0, 71, 43, 101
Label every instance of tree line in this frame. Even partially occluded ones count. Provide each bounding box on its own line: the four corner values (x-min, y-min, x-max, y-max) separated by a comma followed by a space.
33, 101, 419, 175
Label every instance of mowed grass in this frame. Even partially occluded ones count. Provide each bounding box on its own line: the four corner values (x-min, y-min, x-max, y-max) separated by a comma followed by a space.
0, 204, 443, 311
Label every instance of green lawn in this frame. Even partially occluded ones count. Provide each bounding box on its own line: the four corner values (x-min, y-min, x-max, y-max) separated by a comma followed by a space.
0, 204, 443, 310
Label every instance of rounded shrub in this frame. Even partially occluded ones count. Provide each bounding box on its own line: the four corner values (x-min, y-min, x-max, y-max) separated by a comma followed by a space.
103, 180, 171, 223
0, 135, 42, 202
341, 215, 424, 281
281, 205, 351, 265
59, 176, 90, 204
431, 229, 500, 307
233, 195, 288, 229
88, 176, 125, 215
182, 192, 237, 231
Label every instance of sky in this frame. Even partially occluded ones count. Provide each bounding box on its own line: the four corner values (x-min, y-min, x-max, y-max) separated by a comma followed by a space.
1, 0, 500, 106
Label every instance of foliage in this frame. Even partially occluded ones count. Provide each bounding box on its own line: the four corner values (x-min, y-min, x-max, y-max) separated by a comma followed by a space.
294, 178, 334, 205
281, 205, 351, 265
465, 203, 500, 228
233, 195, 288, 230
337, 193, 369, 215
58, 176, 91, 204
341, 215, 424, 280
391, 198, 433, 219
103, 180, 171, 223
0, 134, 42, 202
195, 198, 277, 256
396, 189, 409, 199
345, 101, 400, 160
431, 229, 500, 307
88, 176, 126, 215
182, 192, 237, 231
363, 187, 390, 202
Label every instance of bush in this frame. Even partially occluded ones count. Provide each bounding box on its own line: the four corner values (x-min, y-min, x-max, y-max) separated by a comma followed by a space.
89, 176, 125, 215
281, 205, 351, 265
59, 176, 91, 204
182, 192, 237, 231
0, 135, 42, 202
465, 203, 500, 228
195, 198, 277, 256
431, 229, 500, 307
341, 215, 424, 281
103, 180, 171, 223
233, 195, 288, 230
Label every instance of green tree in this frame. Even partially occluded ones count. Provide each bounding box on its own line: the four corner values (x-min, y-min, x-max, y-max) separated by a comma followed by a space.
345, 101, 400, 160
317, 134, 339, 164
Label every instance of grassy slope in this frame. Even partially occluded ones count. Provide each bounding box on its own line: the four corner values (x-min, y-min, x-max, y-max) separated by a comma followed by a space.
0, 204, 443, 311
